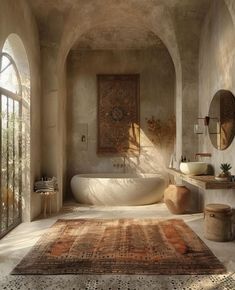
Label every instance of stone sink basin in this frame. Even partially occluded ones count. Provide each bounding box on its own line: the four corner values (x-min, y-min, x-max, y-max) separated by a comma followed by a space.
180, 162, 208, 175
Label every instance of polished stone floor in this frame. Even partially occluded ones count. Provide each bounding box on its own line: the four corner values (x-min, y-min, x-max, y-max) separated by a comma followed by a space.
0, 202, 234, 289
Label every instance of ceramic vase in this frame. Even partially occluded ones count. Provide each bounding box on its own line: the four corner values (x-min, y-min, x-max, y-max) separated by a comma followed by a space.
164, 184, 191, 214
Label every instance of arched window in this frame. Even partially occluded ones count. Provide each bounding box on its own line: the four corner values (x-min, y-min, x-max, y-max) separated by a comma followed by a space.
0, 53, 21, 94
0, 34, 29, 238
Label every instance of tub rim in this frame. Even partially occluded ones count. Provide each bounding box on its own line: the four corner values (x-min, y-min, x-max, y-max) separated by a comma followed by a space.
71, 173, 166, 180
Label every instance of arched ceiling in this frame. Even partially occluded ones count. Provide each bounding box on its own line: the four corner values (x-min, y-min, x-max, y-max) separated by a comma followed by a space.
27, 0, 211, 47
71, 26, 165, 51
28, 0, 211, 22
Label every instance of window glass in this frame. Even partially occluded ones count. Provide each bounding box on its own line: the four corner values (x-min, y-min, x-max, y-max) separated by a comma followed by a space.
0, 54, 20, 94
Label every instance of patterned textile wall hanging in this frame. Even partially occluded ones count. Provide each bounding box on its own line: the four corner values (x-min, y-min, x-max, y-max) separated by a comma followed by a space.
97, 74, 140, 155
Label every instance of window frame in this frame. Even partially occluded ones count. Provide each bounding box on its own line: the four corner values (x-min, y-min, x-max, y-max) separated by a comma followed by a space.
0, 52, 23, 239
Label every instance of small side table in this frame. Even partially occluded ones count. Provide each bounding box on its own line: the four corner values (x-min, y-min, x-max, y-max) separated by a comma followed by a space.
38, 191, 57, 217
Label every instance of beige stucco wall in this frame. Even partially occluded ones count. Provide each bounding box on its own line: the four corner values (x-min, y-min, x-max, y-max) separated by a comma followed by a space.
41, 45, 58, 177
41, 44, 67, 208
199, 0, 235, 208
66, 49, 175, 197
0, 0, 41, 220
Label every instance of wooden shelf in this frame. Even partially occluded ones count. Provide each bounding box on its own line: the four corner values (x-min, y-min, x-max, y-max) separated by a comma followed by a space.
167, 168, 235, 190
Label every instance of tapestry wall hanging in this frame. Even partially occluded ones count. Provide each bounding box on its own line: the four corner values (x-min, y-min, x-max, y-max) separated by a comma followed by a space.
97, 74, 140, 155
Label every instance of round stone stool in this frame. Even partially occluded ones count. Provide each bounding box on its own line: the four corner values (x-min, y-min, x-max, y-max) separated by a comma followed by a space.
204, 203, 233, 242
164, 184, 191, 214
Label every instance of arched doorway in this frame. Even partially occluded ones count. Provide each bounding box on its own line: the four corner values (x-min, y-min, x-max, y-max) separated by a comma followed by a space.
0, 34, 30, 238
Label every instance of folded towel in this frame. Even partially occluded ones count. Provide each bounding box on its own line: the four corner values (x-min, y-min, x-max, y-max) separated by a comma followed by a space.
34, 177, 57, 193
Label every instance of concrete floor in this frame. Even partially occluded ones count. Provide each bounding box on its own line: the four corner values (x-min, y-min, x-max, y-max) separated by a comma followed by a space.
0, 202, 235, 289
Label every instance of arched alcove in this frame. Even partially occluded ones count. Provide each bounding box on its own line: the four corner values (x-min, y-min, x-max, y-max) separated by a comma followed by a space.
62, 21, 177, 200
0, 34, 30, 237
52, 2, 182, 206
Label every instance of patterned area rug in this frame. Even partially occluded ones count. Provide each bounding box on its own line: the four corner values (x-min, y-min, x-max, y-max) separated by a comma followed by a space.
11, 218, 226, 275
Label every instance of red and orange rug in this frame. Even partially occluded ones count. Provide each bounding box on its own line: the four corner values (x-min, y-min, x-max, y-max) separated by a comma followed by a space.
12, 218, 226, 275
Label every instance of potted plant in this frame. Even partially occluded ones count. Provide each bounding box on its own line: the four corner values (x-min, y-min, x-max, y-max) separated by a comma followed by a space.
216, 163, 232, 181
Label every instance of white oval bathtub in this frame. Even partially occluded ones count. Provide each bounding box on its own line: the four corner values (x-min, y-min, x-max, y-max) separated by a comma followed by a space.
70, 173, 166, 206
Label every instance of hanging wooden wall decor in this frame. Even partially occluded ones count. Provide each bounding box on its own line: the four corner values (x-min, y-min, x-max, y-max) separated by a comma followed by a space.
97, 74, 140, 155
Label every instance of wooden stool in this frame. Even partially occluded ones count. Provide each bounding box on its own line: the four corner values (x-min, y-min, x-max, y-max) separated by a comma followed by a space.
40, 191, 56, 217
204, 203, 233, 242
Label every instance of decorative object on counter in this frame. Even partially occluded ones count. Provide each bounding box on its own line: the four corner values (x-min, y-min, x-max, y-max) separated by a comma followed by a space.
230, 175, 235, 182
204, 204, 233, 242
215, 163, 232, 181
179, 161, 208, 175
164, 184, 191, 214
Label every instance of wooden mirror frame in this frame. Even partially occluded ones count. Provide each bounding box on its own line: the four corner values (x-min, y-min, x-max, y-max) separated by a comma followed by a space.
208, 89, 235, 150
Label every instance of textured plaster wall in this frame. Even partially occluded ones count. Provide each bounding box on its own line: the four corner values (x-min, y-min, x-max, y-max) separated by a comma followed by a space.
0, 0, 41, 220
41, 45, 67, 210
41, 46, 59, 177
199, 0, 235, 208
178, 56, 199, 162
41, 46, 61, 211
170, 7, 205, 162
66, 49, 175, 196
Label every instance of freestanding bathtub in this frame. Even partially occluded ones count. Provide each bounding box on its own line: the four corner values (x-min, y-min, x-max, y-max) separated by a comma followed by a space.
70, 173, 166, 206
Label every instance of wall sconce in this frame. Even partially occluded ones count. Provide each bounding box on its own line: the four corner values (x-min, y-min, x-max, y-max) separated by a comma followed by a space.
204, 116, 210, 126
194, 116, 218, 135
194, 117, 208, 134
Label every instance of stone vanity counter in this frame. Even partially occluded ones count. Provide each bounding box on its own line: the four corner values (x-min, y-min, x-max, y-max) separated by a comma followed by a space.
167, 168, 235, 190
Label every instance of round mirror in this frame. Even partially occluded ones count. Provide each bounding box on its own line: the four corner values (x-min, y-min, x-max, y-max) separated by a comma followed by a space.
208, 90, 235, 150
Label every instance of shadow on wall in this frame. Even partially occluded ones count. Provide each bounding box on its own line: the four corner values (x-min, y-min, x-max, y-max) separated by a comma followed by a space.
65, 48, 176, 200
65, 112, 176, 200
65, 121, 175, 201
